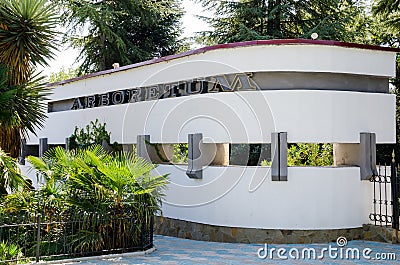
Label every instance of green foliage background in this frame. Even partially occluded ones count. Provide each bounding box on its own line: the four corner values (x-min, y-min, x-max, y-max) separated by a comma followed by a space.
57, 0, 184, 73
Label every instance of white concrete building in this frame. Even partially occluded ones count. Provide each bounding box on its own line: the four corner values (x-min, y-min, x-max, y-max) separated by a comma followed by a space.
21, 39, 399, 243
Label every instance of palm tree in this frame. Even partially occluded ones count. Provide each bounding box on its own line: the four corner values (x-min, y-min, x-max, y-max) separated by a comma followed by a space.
0, 0, 58, 157
28, 145, 168, 252
0, 65, 50, 157
0, 148, 25, 196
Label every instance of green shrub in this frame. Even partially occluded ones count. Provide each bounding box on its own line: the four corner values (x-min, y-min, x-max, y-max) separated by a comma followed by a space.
25, 145, 167, 252
173, 143, 188, 164
287, 143, 333, 166
68, 119, 111, 149
0, 241, 23, 264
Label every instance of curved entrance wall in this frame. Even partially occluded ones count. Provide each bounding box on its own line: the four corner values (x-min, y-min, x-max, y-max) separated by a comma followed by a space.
28, 90, 395, 144
156, 165, 370, 230
22, 40, 398, 236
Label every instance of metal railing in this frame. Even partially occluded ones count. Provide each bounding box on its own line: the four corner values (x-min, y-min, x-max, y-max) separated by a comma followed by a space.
369, 161, 400, 231
0, 209, 153, 264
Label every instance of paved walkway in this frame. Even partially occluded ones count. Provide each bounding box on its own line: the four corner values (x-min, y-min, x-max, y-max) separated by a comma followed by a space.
56, 235, 399, 264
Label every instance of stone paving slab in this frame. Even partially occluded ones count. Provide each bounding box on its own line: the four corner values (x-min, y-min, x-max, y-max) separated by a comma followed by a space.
52, 235, 400, 265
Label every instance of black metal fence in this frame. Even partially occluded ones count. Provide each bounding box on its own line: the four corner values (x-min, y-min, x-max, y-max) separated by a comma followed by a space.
0, 209, 153, 264
369, 161, 400, 231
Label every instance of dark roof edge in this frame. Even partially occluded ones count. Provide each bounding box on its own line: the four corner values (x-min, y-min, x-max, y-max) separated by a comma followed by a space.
48, 39, 400, 87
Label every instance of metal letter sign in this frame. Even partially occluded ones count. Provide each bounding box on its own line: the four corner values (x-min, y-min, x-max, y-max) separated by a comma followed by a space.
66, 73, 257, 111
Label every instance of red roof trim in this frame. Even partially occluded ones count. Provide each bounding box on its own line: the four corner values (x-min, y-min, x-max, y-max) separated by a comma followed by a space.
49, 39, 400, 86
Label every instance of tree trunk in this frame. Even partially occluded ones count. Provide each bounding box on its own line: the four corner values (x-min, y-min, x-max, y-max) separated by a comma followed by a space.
0, 126, 21, 158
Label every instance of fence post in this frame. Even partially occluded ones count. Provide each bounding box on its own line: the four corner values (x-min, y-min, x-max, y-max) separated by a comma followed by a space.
391, 152, 399, 231
36, 213, 41, 263
140, 220, 145, 251
150, 215, 154, 247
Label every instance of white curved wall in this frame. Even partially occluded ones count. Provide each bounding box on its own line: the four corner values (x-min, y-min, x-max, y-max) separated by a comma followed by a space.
154, 165, 372, 230
22, 42, 396, 231
27, 90, 395, 144
48, 44, 396, 102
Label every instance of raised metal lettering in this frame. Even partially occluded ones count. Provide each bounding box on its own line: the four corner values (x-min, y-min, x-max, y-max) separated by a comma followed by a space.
85, 95, 96, 108
64, 73, 258, 112
147, 86, 159, 100
99, 93, 109, 106
71, 98, 84, 110
111, 91, 125, 105
128, 88, 141, 102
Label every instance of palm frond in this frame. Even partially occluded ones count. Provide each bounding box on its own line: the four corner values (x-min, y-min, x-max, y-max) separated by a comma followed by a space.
0, 0, 59, 84
0, 148, 26, 195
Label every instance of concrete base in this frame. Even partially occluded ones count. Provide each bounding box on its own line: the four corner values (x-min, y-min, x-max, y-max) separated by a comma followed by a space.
362, 224, 400, 244
154, 216, 399, 244
155, 216, 364, 244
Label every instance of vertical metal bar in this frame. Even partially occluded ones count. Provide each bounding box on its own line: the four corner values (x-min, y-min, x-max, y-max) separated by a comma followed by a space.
78, 211, 81, 255
111, 212, 115, 253
385, 165, 388, 227
36, 214, 41, 263
271, 132, 279, 180
71, 211, 74, 255
137, 135, 151, 162
391, 154, 399, 230
140, 220, 145, 250
24, 213, 28, 260
150, 215, 154, 247
65, 137, 70, 151
186, 133, 203, 179
373, 171, 377, 226
371, 133, 377, 176
379, 171, 383, 226
63, 212, 66, 255
271, 132, 287, 181
39, 138, 48, 157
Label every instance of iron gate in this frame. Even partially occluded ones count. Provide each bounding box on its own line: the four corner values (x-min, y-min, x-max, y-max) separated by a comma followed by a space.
369, 158, 399, 231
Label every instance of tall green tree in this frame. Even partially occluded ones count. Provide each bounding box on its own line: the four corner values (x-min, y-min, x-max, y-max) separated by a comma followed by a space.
60, 0, 184, 74
371, 0, 400, 45
196, 0, 366, 44
373, 0, 400, 31
49, 66, 78, 83
0, 0, 58, 157
0, 65, 50, 157
371, 0, 400, 162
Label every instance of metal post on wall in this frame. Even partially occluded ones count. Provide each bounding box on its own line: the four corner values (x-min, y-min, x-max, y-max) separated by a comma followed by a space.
391, 150, 399, 231
137, 135, 151, 162
186, 133, 203, 179
360, 132, 377, 180
65, 137, 70, 151
271, 132, 287, 181
39, 138, 48, 157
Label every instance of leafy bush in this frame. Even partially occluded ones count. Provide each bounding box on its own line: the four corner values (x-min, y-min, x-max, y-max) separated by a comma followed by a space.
28, 145, 167, 216
287, 143, 333, 166
173, 143, 188, 164
68, 119, 111, 149
230, 144, 271, 166
260, 159, 272, 166
0, 241, 23, 264
0, 145, 167, 256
